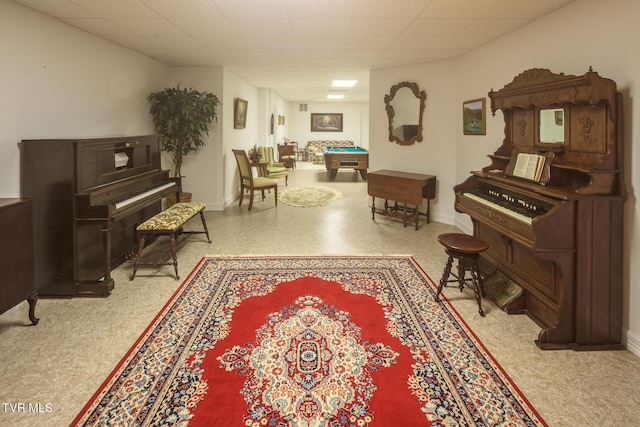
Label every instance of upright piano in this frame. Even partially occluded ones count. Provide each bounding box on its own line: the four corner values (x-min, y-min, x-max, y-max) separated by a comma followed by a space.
455, 68, 625, 350
20, 135, 179, 297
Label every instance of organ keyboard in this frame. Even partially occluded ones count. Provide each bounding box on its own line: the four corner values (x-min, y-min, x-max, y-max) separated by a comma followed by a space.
462, 192, 538, 225
21, 135, 178, 296
455, 68, 624, 350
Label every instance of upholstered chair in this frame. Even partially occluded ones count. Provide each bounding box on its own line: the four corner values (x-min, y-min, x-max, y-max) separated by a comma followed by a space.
232, 149, 278, 210
259, 146, 288, 185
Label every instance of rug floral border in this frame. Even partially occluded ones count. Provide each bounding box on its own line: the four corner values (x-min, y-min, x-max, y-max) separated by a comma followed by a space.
72, 256, 546, 426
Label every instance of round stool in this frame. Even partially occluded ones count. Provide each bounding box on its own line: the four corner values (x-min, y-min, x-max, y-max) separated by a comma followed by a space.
435, 233, 489, 316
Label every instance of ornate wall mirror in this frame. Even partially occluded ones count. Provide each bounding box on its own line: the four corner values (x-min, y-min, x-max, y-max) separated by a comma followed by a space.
384, 81, 426, 145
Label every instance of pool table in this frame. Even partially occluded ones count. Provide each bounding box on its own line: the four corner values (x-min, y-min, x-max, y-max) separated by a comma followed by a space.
323, 146, 369, 181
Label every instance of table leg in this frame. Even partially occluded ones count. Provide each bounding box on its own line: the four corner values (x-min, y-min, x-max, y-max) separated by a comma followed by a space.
403, 203, 408, 227
371, 197, 376, 220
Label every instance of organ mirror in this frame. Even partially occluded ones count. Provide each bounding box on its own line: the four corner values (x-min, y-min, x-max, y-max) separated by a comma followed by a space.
538, 108, 565, 144
384, 81, 426, 145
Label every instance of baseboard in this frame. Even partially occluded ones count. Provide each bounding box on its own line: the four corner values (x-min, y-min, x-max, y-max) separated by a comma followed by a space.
624, 328, 640, 357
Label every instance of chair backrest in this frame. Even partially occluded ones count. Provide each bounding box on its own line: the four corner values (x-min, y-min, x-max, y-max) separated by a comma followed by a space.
260, 146, 277, 167
278, 144, 295, 159
232, 149, 253, 186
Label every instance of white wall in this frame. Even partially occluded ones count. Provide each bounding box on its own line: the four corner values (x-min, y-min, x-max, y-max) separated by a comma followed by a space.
369, 60, 458, 224
0, 1, 168, 197
220, 70, 260, 208
163, 67, 224, 209
265, 90, 289, 149
288, 102, 369, 149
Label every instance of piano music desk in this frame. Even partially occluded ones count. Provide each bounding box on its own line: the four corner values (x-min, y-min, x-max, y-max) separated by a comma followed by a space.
130, 202, 211, 281
367, 169, 436, 230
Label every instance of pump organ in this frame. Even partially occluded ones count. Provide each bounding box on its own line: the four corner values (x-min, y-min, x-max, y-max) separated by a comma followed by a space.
455, 68, 625, 350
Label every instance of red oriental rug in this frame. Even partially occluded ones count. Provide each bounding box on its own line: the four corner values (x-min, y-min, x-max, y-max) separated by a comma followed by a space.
72, 256, 546, 426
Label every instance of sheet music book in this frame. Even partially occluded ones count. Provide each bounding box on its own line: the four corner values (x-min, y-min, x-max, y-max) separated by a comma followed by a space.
512, 152, 545, 182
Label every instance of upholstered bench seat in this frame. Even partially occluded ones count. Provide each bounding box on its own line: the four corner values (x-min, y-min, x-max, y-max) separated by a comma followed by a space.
137, 202, 206, 232
130, 202, 211, 281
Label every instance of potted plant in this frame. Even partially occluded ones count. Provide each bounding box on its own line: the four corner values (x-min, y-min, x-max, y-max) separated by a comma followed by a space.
147, 85, 221, 202
248, 144, 262, 162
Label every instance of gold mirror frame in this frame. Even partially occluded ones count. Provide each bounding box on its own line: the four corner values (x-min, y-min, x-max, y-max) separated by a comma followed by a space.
384, 81, 427, 145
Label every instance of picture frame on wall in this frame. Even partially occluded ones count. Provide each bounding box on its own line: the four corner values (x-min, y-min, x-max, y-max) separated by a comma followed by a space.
462, 98, 486, 135
234, 98, 248, 129
311, 113, 343, 132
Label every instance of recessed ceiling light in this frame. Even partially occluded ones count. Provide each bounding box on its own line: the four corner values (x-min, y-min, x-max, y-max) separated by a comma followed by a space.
327, 94, 345, 99
331, 80, 358, 88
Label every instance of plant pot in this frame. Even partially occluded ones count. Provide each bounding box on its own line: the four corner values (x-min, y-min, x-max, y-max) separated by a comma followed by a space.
166, 191, 192, 207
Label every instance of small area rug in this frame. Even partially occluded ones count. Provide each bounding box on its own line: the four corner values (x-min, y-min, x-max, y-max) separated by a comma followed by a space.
72, 256, 546, 426
278, 185, 342, 207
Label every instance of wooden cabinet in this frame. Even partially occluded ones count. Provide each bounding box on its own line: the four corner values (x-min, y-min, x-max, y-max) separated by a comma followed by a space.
0, 198, 38, 324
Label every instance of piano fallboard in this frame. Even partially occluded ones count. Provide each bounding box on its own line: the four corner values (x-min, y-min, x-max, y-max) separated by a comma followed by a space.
75, 171, 179, 221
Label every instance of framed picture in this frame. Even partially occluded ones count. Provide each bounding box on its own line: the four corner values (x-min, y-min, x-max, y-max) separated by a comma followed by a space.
463, 98, 486, 135
234, 98, 247, 129
311, 113, 343, 132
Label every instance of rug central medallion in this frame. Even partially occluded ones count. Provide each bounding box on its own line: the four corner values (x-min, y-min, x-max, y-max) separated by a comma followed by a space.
218, 294, 398, 426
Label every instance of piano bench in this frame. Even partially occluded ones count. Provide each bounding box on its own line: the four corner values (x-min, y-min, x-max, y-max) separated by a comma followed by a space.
130, 202, 211, 281
435, 233, 489, 317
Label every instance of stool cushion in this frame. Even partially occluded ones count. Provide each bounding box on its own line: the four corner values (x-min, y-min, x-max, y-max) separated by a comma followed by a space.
137, 202, 205, 232
437, 233, 488, 253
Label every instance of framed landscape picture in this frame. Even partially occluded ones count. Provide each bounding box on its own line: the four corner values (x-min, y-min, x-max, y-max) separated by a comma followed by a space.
311, 113, 343, 132
234, 98, 248, 129
463, 98, 486, 135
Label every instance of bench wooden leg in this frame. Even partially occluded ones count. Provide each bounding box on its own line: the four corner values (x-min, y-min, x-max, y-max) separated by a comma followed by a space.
199, 211, 211, 243
130, 235, 146, 280
169, 233, 179, 280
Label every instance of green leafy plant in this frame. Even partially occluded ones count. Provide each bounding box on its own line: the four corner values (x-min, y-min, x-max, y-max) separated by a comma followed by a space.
147, 86, 221, 177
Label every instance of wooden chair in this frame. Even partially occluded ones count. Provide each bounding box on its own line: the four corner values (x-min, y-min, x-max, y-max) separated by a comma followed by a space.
277, 143, 296, 169
232, 149, 278, 210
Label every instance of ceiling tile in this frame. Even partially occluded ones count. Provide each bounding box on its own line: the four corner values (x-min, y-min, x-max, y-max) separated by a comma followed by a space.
354, 0, 431, 19
14, 0, 97, 18
419, 0, 508, 19
68, 0, 161, 19
61, 18, 132, 36
11, 0, 577, 102
140, 0, 225, 20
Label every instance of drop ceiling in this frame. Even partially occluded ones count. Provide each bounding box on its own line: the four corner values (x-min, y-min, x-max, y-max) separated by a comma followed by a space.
12, 0, 574, 102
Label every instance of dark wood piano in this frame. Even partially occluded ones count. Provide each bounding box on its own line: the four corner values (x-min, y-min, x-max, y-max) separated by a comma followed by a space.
20, 135, 179, 297
455, 68, 625, 350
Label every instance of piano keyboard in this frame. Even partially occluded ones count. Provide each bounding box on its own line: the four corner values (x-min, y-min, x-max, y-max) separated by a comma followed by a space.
114, 182, 176, 209
463, 192, 533, 225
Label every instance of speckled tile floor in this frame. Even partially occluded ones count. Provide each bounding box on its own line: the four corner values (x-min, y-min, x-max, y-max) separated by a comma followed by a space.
1, 165, 639, 426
